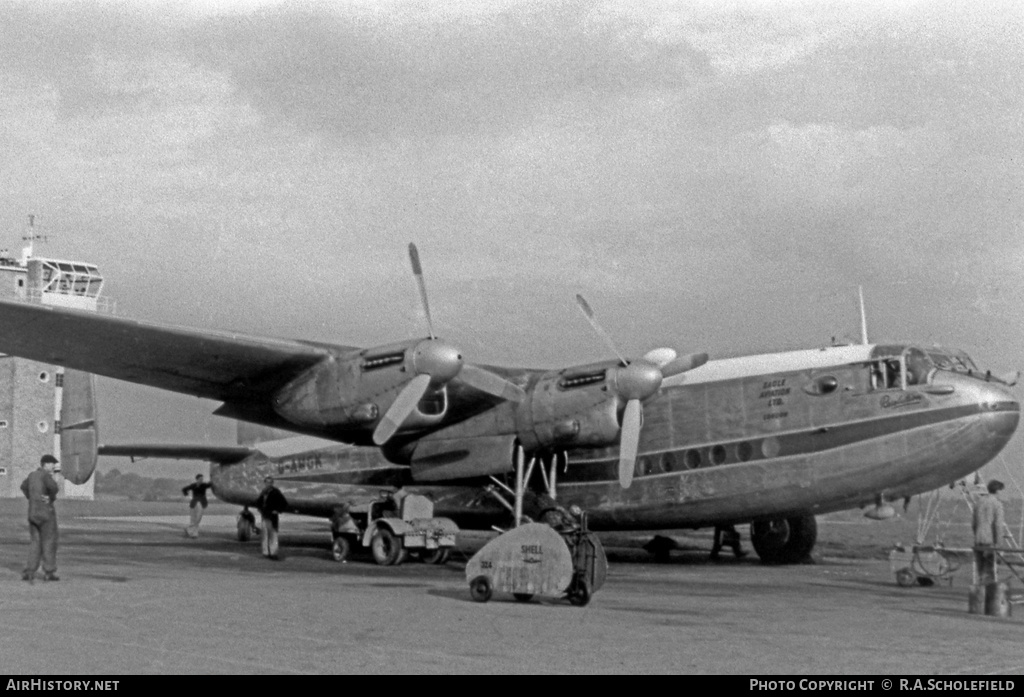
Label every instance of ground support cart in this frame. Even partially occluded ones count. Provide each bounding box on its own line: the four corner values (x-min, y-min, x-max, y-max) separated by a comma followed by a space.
889, 543, 967, 587
465, 521, 608, 606
330, 491, 459, 565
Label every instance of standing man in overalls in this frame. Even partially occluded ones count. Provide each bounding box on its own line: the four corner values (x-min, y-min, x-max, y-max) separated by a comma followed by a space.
21, 454, 61, 583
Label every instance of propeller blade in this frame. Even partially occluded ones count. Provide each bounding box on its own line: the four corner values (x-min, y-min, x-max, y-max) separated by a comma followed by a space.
641, 347, 677, 368
618, 399, 642, 489
659, 352, 709, 378
575, 294, 628, 366
373, 373, 432, 445
460, 364, 527, 402
408, 243, 435, 339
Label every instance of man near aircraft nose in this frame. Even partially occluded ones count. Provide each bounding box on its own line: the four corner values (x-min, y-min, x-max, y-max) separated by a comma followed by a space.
21, 454, 61, 583
973, 479, 1007, 585
256, 476, 287, 560
182, 473, 213, 538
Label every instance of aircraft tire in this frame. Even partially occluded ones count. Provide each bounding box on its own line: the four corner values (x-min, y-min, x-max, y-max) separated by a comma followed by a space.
331, 535, 352, 563
750, 515, 817, 564
469, 576, 492, 603
237, 518, 251, 542
371, 528, 405, 566
513, 593, 534, 603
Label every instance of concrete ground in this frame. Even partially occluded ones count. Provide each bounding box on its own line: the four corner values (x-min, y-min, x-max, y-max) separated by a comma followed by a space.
0, 499, 1021, 675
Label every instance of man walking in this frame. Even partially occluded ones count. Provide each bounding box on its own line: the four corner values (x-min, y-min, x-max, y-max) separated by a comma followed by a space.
181, 473, 213, 538
973, 479, 1007, 585
21, 454, 61, 583
255, 476, 287, 560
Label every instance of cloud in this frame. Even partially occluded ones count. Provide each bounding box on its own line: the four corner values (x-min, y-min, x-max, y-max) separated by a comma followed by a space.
181, 1, 709, 138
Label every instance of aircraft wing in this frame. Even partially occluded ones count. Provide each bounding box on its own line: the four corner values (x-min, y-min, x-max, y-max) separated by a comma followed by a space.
98, 444, 254, 465
0, 298, 343, 403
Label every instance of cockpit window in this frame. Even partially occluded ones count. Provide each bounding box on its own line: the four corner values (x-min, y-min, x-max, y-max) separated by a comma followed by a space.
927, 349, 978, 375
868, 345, 933, 389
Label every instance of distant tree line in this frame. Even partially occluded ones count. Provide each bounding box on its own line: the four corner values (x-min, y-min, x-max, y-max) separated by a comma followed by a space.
94, 469, 214, 502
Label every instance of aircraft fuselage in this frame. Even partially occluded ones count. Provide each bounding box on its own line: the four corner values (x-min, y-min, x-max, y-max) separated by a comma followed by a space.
211, 343, 1019, 536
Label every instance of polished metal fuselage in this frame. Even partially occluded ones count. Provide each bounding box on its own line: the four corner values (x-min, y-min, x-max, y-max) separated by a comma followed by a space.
211, 348, 1020, 532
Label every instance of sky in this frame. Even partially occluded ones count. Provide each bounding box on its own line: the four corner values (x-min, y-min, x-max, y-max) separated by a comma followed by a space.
0, 0, 1021, 486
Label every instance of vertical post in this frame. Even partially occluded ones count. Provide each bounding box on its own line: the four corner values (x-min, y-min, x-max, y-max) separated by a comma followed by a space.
514, 444, 524, 528
858, 285, 868, 345
548, 452, 561, 500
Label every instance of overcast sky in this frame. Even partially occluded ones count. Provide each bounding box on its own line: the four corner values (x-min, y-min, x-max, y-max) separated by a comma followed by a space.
0, 0, 1021, 484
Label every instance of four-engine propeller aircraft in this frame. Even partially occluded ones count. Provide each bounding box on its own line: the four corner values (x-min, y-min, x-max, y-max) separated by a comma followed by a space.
0, 245, 1018, 563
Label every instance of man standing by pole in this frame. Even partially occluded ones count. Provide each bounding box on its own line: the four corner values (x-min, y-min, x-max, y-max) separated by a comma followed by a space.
21, 454, 61, 583
973, 479, 1007, 585
255, 476, 287, 561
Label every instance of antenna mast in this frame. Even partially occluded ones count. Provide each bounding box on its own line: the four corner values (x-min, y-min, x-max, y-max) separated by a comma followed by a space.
21, 214, 47, 264
858, 285, 868, 345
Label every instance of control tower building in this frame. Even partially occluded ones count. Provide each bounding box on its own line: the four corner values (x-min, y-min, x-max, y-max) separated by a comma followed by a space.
0, 219, 106, 499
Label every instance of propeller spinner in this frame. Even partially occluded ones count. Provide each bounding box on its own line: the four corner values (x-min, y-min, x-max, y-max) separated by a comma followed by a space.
372, 245, 525, 445
575, 294, 708, 489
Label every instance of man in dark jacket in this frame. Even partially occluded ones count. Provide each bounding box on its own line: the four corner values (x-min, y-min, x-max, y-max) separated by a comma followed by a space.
182, 474, 213, 538
21, 454, 61, 583
255, 476, 287, 560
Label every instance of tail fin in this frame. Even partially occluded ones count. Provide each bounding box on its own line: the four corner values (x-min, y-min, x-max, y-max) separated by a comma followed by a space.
59, 369, 98, 485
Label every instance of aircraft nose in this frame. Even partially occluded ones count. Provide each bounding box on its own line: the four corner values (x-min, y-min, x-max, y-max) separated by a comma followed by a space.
974, 380, 1020, 438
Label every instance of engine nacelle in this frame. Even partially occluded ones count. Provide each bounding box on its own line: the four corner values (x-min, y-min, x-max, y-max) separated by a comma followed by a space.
515, 364, 623, 453
271, 338, 448, 436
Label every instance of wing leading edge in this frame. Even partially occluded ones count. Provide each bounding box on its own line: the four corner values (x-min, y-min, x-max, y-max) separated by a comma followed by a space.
0, 298, 350, 403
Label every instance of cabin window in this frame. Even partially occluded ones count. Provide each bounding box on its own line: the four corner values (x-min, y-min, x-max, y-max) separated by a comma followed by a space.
37, 421, 48, 433
0, 420, 7, 428
803, 375, 839, 396
684, 450, 701, 469
38, 371, 49, 383
710, 445, 727, 466
660, 451, 677, 473
737, 441, 753, 462
640, 456, 655, 476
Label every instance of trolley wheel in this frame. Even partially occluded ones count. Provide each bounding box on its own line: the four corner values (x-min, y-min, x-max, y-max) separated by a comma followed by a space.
895, 567, 916, 587
513, 593, 534, 603
371, 528, 406, 566
567, 579, 591, 607
419, 548, 450, 565
469, 576, 493, 603
331, 536, 351, 563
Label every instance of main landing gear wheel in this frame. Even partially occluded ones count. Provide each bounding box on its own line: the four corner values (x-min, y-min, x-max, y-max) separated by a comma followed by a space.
750, 515, 818, 565
371, 528, 407, 566
469, 576, 493, 603
419, 548, 450, 565
237, 518, 252, 542
331, 536, 351, 563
